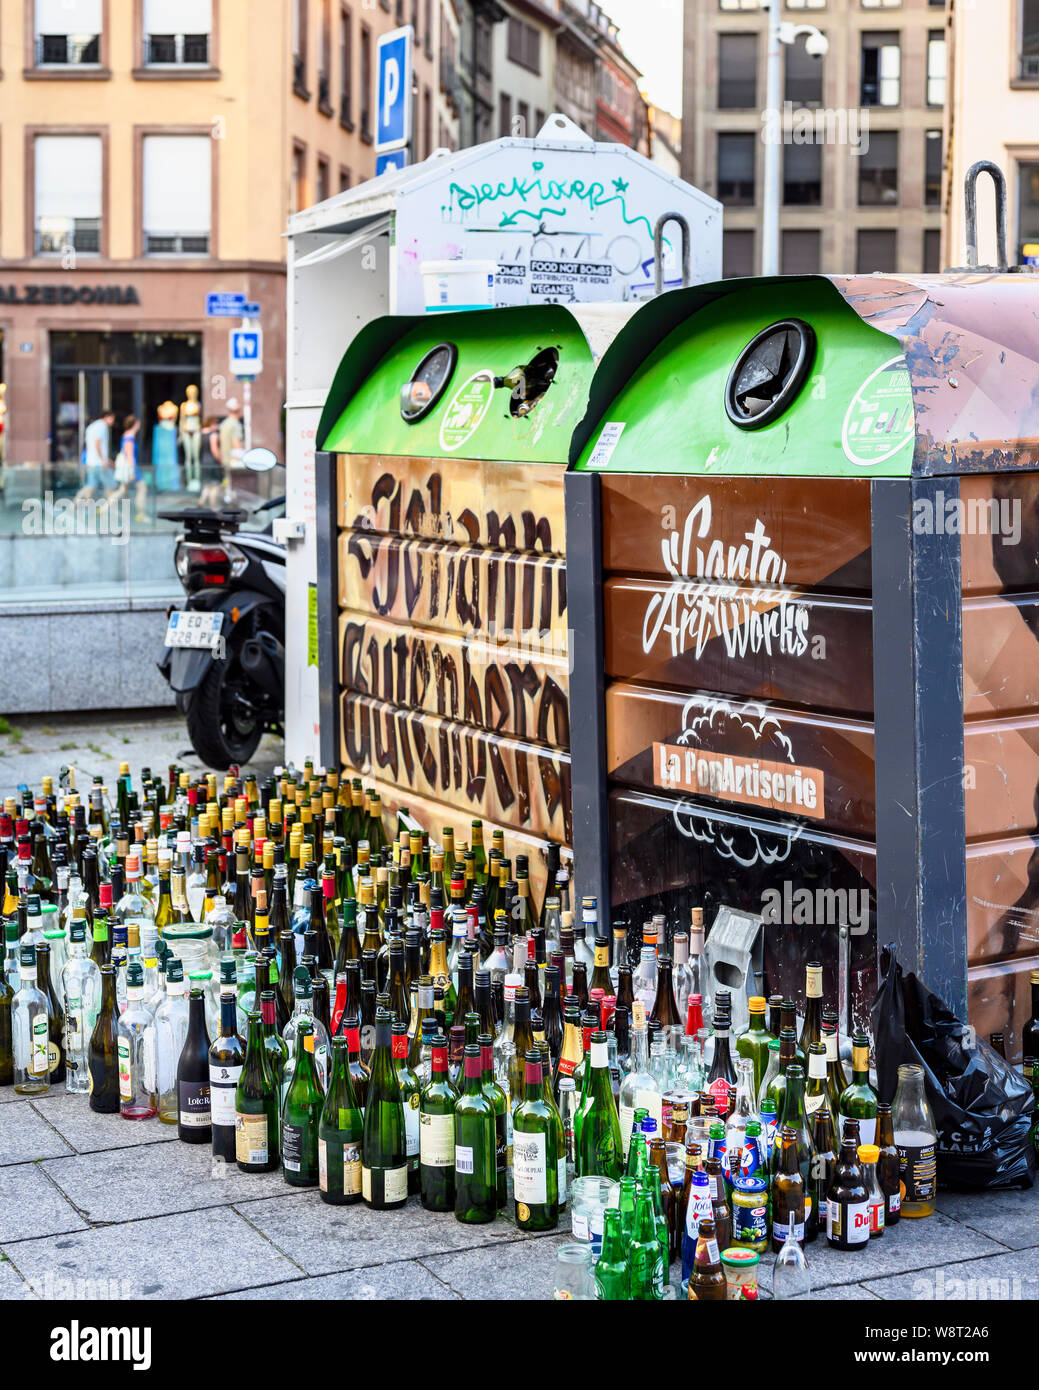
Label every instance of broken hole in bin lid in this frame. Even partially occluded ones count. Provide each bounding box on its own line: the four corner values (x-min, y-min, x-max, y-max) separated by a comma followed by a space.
400, 341, 458, 423
725, 320, 815, 430
494, 347, 559, 418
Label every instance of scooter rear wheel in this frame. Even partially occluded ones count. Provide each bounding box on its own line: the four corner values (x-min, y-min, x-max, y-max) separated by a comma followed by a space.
185, 660, 263, 769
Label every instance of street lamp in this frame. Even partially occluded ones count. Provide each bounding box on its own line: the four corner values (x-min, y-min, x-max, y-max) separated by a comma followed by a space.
761, 1, 829, 277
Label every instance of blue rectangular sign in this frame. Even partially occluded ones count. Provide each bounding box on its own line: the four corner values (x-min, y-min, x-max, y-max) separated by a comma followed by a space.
206, 292, 246, 317
376, 149, 409, 177
375, 26, 413, 153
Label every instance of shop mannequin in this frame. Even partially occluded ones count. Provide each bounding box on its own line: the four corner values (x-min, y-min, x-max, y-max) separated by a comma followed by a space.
179, 384, 202, 492
153, 400, 181, 493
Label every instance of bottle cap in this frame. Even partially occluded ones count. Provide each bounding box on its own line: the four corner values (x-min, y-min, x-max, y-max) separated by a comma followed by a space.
857, 1144, 880, 1163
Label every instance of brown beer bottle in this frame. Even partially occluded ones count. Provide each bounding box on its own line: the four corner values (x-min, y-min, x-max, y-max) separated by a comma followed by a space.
825, 1134, 870, 1251
687, 1217, 727, 1300
875, 1102, 901, 1226
771, 1124, 806, 1253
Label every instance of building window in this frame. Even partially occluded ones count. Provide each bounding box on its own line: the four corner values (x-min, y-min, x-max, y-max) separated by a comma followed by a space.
143, 134, 211, 255
535, 108, 545, 132
500, 91, 512, 137
861, 0, 900, 8
717, 132, 756, 205
859, 129, 898, 203
923, 228, 941, 273
35, 0, 102, 66
1018, 161, 1039, 261
35, 134, 103, 255
293, 0, 309, 96
292, 143, 308, 212
340, 7, 353, 126
785, 32, 824, 105
782, 228, 821, 274
142, 0, 211, 66
925, 129, 942, 207
718, 33, 757, 108
861, 32, 900, 106
423, 87, 432, 159
787, 0, 824, 7
926, 30, 946, 106
719, 0, 760, 9
722, 228, 755, 276
1020, 0, 1039, 79
857, 228, 896, 272
360, 26, 372, 140
784, 141, 822, 205
316, 156, 330, 204
340, 166, 351, 192
318, 0, 333, 111
517, 100, 530, 136
507, 17, 541, 73
424, 0, 432, 58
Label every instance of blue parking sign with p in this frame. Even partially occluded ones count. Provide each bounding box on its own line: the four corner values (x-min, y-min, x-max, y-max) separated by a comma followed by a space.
376, 26, 413, 153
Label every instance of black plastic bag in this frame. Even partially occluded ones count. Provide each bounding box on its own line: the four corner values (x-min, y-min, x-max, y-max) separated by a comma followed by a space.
871, 943, 1035, 1190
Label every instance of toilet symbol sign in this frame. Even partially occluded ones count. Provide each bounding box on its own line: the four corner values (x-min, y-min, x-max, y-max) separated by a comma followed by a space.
376, 26, 413, 154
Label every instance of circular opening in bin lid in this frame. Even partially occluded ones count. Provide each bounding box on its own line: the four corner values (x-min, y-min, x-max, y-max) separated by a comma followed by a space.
500, 346, 559, 418
725, 319, 815, 430
401, 342, 458, 423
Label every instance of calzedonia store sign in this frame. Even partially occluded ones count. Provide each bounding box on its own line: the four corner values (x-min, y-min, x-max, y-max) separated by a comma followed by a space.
0, 284, 141, 306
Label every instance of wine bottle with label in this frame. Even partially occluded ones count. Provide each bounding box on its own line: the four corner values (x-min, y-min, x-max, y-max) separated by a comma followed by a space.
14, 943, 52, 1096
319, 1035, 364, 1204
209, 990, 245, 1159
118, 962, 157, 1120
236, 1009, 280, 1172
513, 1050, 559, 1231
362, 1008, 408, 1209
177, 987, 212, 1143
282, 1019, 323, 1187
420, 1033, 457, 1211
454, 1043, 497, 1224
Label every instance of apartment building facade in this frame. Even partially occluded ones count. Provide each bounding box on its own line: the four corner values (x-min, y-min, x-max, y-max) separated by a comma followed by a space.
681, 0, 947, 277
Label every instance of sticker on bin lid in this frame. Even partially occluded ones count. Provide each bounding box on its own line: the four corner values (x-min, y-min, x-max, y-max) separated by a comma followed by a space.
439, 370, 495, 453
587, 421, 625, 468
842, 355, 915, 467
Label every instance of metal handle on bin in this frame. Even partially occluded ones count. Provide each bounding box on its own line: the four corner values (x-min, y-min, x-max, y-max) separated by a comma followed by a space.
653, 212, 691, 296
963, 161, 1010, 272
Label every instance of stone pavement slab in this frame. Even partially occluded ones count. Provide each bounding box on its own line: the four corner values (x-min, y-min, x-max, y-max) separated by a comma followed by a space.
0, 1163, 88, 1244
0, 1253, 36, 1299
234, 1191, 534, 1276
4, 1207, 303, 1300
419, 1231, 575, 1300
41, 1142, 289, 1224
208, 1260, 461, 1300
26, 1093, 178, 1154
936, 1187, 1039, 1251
756, 1212, 1005, 1295
0, 1102, 74, 1165
862, 1245, 1039, 1301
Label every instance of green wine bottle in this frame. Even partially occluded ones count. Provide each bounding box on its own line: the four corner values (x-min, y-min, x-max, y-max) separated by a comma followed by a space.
479, 1032, 508, 1209
282, 1020, 323, 1187
236, 1010, 280, 1172
594, 1206, 629, 1300
393, 1019, 422, 1194
513, 1049, 559, 1231
319, 1035, 364, 1204
362, 1008, 408, 1209
419, 1032, 457, 1211
453, 1043, 496, 1224
87, 963, 120, 1113
574, 1028, 623, 1180
628, 1190, 665, 1300
259, 989, 288, 1105
839, 1033, 879, 1146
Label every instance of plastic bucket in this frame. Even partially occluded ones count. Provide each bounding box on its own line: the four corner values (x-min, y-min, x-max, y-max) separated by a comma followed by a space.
421, 259, 497, 313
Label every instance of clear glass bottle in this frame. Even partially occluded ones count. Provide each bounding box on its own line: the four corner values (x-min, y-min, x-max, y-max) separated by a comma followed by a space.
203, 894, 237, 956
618, 1003, 661, 1157
118, 961, 157, 1120
283, 967, 331, 1096
672, 931, 691, 1018
12, 943, 51, 1095
115, 854, 155, 943
185, 842, 207, 922
151, 957, 190, 1124
632, 938, 658, 1016
62, 914, 101, 1094
891, 1062, 937, 1218
726, 1055, 761, 1159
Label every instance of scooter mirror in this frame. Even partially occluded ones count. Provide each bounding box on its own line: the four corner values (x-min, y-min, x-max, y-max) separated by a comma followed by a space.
242, 447, 280, 472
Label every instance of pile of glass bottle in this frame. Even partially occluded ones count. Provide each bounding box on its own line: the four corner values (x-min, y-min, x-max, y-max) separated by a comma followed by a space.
0, 762, 940, 1297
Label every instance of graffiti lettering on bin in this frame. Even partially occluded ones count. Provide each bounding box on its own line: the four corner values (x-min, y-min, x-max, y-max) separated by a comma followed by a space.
642, 494, 812, 661
347, 468, 562, 551
344, 533, 567, 636
340, 620, 570, 750
341, 694, 572, 843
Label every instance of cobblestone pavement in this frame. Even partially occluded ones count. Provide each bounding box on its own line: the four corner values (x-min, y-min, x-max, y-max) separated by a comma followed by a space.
1, 712, 1036, 1301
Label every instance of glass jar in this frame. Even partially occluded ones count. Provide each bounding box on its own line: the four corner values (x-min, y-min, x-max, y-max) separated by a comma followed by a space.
721, 1247, 759, 1300
891, 1062, 937, 1217
161, 923, 215, 976
730, 1175, 770, 1253
569, 1175, 620, 1253
553, 1243, 595, 1300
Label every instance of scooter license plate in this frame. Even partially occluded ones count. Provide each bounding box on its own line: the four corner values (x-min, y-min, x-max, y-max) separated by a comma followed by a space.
165, 610, 224, 650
